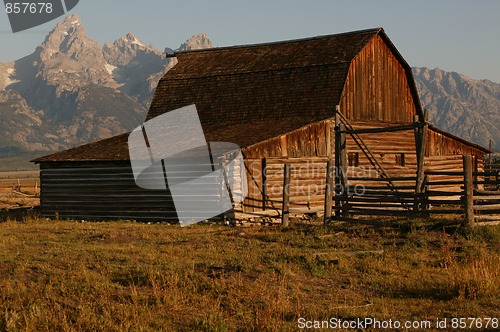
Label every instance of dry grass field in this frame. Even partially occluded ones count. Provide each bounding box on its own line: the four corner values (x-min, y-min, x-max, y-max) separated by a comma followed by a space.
0, 216, 499, 331
0, 171, 40, 220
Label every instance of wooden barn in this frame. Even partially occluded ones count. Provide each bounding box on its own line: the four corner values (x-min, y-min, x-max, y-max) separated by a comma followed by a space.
32, 28, 489, 222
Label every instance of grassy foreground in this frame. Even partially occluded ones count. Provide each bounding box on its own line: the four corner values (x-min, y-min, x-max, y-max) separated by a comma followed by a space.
0, 217, 499, 331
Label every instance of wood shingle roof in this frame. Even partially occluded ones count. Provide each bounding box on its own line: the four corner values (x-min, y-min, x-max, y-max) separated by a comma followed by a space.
32, 28, 414, 162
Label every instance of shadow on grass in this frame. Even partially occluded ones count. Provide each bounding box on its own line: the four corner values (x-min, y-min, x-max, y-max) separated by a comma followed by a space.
0, 206, 40, 222
380, 284, 460, 301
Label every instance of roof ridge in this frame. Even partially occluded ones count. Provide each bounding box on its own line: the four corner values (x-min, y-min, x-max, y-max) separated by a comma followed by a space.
172, 27, 383, 56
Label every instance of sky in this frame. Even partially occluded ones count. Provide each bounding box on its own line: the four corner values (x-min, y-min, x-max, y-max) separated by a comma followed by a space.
1, 0, 499, 83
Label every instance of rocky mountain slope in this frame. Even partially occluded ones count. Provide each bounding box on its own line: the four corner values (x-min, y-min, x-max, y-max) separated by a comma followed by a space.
0, 14, 212, 156
413, 67, 500, 151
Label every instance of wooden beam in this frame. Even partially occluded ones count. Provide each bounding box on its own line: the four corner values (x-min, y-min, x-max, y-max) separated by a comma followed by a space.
339, 124, 349, 219
262, 158, 267, 211
343, 123, 416, 135
324, 159, 334, 225
281, 164, 291, 227
463, 155, 475, 227
473, 204, 500, 211
326, 120, 332, 158
416, 122, 428, 194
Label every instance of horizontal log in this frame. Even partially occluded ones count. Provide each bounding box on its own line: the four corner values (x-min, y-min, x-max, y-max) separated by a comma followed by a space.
348, 190, 419, 197
348, 176, 417, 182
43, 209, 178, 216
334, 196, 415, 203
335, 209, 412, 216
474, 190, 500, 195
474, 216, 500, 222
426, 199, 463, 205
426, 209, 464, 214
474, 203, 500, 210
426, 181, 464, 186
42, 214, 179, 222
350, 185, 416, 190
343, 203, 411, 209
473, 195, 500, 201
343, 123, 416, 134
474, 221, 500, 226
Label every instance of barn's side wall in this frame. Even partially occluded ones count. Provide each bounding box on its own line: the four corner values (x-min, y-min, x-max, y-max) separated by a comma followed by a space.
39, 161, 178, 221
340, 35, 418, 123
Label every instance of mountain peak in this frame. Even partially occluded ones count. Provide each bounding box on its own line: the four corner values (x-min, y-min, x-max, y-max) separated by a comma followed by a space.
49, 13, 84, 39
61, 14, 81, 25
178, 33, 213, 51
30, 14, 114, 92
103, 32, 160, 67
38, 13, 87, 58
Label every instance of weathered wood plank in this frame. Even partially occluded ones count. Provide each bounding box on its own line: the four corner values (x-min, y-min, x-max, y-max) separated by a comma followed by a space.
463, 155, 475, 226
282, 164, 291, 226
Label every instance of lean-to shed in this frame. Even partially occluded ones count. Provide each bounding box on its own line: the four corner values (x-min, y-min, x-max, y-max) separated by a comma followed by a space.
33, 28, 489, 221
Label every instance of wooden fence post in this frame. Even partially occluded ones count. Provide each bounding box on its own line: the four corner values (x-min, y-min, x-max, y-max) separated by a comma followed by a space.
415, 113, 428, 212
463, 155, 475, 226
339, 124, 348, 218
473, 156, 479, 190
497, 171, 500, 191
282, 164, 291, 227
423, 175, 430, 218
262, 158, 267, 210
324, 159, 334, 225
335, 122, 348, 220
334, 114, 341, 219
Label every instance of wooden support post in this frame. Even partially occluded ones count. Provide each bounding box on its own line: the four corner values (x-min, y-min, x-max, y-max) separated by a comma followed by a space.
413, 115, 421, 164
326, 121, 332, 158
423, 175, 430, 217
324, 159, 334, 225
334, 112, 341, 220
282, 164, 291, 227
339, 124, 348, 218
415, 114, 428, 210
496, 171, 500, 191
463, 155, 475, 227
262, 158, 267, 211
473, 156, 479, 190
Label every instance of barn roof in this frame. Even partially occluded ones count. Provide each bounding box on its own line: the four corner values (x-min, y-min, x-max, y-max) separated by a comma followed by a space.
32, 28, 427, 163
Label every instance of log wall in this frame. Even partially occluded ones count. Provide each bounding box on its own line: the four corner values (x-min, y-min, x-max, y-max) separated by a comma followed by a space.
40, 162, 177, 222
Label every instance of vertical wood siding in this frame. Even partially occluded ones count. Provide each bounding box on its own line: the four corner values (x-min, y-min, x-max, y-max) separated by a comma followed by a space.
426, 128, 486, 157
340, 35, 417, 123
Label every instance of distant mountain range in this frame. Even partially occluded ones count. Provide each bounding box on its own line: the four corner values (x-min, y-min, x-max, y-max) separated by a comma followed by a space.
0, 14, 498, 157
0, 14, 212, 156
413, 67, 500, 151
